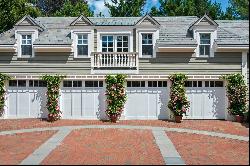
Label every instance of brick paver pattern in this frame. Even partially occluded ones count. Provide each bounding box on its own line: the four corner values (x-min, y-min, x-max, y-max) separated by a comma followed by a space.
0, 131, 56, 165
167, 132, 249, 165
41, 128, 165, 165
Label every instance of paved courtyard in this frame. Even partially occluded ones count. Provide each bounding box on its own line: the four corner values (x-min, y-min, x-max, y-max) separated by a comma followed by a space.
0, 119, 249, 165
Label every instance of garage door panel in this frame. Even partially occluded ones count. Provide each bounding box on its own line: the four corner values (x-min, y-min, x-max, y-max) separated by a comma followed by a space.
125, 87, 168, 120
203, 88, 225, 119
62, 92, 72, 117
158, 91, 168, 119
17, 91, 30, 117
83, 91, 96, 118
185, 81, 225, 120
8, 91, 17, 117
186, 89, 204, 119
61, 87, 105, 120
29, 91, 41, 117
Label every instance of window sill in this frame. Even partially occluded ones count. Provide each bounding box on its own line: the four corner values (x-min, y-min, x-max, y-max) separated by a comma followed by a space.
17, 56, 33, 59
74, 56, 90, 59
140, 55, 153, 58
196, 56, 211, 59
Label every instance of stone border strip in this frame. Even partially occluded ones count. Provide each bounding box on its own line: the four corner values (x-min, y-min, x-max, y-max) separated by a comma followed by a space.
153, 130, 185, 165
1, 125, 248, 141
20, 128, 72, 165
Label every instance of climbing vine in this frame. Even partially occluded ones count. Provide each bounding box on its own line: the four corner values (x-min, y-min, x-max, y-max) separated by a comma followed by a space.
0, 73, 11, 116
105, 74, 127, 122
42, 74, 65, 122
221, 73, 248, 116
168, 73, 190, 116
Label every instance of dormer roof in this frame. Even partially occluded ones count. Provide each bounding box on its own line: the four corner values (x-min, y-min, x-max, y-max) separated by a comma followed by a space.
189, 14, 218, 30
70, 15, 94, 26
135, 14, 160, 26
15, 15, 45, 31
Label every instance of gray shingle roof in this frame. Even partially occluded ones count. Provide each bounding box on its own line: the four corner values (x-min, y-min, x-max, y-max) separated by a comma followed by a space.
155, 16, 198, 46
0, 16, 248, 46
215, 20, 249, 46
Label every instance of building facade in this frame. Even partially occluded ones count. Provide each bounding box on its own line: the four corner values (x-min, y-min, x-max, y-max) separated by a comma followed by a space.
0, 14, 248, 120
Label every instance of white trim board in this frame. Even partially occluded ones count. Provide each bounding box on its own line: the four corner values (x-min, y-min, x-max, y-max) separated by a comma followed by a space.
7, 74, 223, 80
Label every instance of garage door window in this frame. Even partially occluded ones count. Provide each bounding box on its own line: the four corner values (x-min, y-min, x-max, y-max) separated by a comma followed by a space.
9, 80, 26, 87
148, 81, 167, 87
127, 81, 145, 87
205, 81, 223, 87
29, 80, 47, 87
185, 81, 202, 87
63, 81, 82, 87
85, 81, 103, 87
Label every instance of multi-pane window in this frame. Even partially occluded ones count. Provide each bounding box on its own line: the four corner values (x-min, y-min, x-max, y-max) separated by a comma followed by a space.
77, 34, 88, 56
29, 80, 47, 87
102, 36, 113, 52
85, 81, 103, 87
205, 81, 223, 87
142, 34, 153, 56
148, 81, 167, 87
127, 81, 145, 87
199, 33, 210, 56
9, 80, 26, 87
185, 81, 202, 87
117, 36, 129, 52
21, 35, 32, 56
63, 81, 82, 87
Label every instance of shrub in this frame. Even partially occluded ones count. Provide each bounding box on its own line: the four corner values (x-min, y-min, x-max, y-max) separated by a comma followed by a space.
42, 74, 65, 122
105, 74, 127, 121
0, 73, 11, 116
168, 73, 190, 116
222, 73, 248, 116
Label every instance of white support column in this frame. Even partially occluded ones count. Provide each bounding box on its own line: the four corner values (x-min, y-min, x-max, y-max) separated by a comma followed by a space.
242, 51, 248, 84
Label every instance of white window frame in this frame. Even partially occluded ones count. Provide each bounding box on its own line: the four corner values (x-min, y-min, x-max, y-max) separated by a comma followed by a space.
97, 30, 133, 52
71, 30, 93, 58
77, 34, 88, 57
15, 30, 37, 58
141, 33, 153, 58
193, 28, 217, 58
199, 33, 211, 57
21, 34, 32, 56
100, 34, 130, 52
137, 29, 159, 58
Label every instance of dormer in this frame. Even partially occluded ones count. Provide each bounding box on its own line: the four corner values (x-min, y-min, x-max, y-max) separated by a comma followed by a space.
70, 15, 94, 58
14, 15, 45, 58
189, 14, 218, 58
135, 15, 160, 58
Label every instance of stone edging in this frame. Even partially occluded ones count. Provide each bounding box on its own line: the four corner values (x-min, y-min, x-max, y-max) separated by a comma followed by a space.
0, 125, 248, 141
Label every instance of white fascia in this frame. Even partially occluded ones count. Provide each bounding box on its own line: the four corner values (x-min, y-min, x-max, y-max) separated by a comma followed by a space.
157, 46, 197, 52
136, 28, 159, 58
193, 26, 217, 58
15, 29, 38, 58
0, 45, 16, 52
96, 27, 133, 52
71, 28, 94, 58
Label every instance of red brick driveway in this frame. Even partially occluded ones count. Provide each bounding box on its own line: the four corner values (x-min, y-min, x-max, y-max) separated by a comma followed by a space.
0, 119, 248, 165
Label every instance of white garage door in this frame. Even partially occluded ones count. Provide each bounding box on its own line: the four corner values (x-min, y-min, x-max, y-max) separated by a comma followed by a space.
125, 81, 169, 120
61, 80, 106, 119
184, 80, 226, 119
7, 80, 47, 119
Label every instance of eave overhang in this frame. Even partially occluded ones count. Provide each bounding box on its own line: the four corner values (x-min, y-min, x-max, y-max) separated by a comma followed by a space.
0, 45, 16, 52
157, 44, 197, 52
33, 45, 72, 52
215, 43, 249, 52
